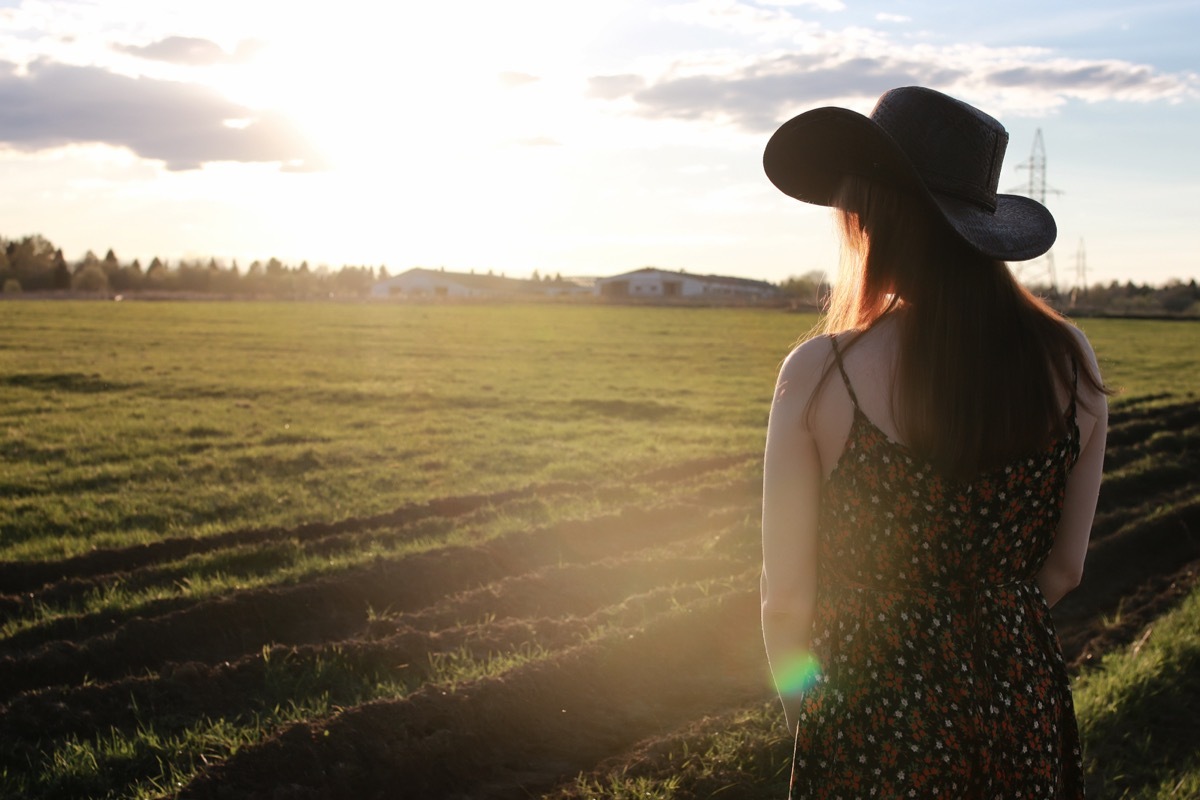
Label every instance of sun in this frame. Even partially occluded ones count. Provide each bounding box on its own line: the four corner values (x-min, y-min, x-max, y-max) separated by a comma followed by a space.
186, 1, 618, 269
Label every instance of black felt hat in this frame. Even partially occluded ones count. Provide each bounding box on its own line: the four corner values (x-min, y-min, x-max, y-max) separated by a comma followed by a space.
763, 86, 1056, 261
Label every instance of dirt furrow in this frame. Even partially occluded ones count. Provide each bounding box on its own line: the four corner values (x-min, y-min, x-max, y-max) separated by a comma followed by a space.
0, 483, 578, 595
1067, 556, 1200, 671
1055, 496, 1200, 633
0, 453, 757, 597
0, 560, 756, 755
0, 484, 757, 698
368, 512, 750, 635
1104, 401, 1200, 451
177, 586, 767, 800
1090, 485, 1199, 543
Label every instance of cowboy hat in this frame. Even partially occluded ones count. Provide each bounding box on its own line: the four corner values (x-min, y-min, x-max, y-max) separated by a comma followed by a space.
763, 86, 1056, 261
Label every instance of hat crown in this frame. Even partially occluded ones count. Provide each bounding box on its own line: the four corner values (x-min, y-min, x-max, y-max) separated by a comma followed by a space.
871, 87, 1008, 212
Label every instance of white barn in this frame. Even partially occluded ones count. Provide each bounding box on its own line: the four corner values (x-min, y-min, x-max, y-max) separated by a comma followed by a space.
370, 268, 533, 299
594, 268, 779, 302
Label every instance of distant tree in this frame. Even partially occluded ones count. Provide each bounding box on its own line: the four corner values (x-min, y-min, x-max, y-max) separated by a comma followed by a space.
103, 249, 120, 275
72, 264, 109, 293
531, 269, 540, 281
1160, 280, 1197, 314
145, 257, 168, 286
76, 249, 101, 275
778, 270, 829, 305
112, 260, 143, 292
3, 278, 20, 294
51, 249, 70, 290
8, 235, 55, 287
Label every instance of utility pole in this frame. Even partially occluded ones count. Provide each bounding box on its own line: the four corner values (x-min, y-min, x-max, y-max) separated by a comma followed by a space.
1010, 129, 1061, 295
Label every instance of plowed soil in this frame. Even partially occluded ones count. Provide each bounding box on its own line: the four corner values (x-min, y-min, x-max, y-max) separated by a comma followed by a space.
2, 401, 1198, 800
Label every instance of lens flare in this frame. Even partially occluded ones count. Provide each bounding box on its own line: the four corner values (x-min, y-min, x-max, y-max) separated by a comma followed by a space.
775, 652, 821, 696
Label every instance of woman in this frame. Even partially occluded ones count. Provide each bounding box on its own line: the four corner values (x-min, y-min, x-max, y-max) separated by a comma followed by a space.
759, 87, 1108, 799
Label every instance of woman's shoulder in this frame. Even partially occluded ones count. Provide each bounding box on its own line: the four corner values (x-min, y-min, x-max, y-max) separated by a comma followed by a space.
1060, 318, 1097, 355
780, 333, 837, 377
1056, 319, 1103, 386
773, 334, 838, 417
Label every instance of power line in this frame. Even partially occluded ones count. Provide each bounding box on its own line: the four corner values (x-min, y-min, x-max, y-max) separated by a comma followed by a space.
1008, 129, 1062, 294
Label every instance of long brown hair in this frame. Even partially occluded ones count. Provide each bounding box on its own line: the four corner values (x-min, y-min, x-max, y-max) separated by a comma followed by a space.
815, 176, 1106, 478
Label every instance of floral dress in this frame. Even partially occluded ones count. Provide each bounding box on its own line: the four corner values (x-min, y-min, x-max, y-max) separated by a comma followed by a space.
790, 336, 1086, 799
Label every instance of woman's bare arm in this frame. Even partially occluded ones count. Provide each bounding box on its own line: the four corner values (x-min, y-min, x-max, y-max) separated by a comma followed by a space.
761, 338, 829, 734
1037, 331, 1108, 607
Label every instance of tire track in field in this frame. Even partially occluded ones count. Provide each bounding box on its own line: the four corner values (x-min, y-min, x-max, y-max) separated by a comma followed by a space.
177, 586, 768, 800
6, 400, 1200, 800
0, 551, 755, 760
0, 479, 759, 699
0, 454, 756, 644
1053, 397, 1200, 640
0, 453, 755, 597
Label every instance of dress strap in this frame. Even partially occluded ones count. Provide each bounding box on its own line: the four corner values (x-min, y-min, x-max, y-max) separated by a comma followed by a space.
829, 334, 862, 411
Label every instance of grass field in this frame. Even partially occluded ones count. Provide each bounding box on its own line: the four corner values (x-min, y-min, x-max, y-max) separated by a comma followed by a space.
0, 301, 1197, 799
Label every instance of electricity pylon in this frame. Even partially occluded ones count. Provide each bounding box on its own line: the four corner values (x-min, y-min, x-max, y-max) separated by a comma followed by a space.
1009, 129, 1061, 295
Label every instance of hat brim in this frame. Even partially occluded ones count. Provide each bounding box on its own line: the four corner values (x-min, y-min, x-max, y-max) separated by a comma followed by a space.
763, 107, 1056, 262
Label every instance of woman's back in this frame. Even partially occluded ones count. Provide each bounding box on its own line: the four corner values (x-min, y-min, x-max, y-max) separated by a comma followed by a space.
782, 326, 1099, 800
791, 330, 1087, 797
805, 313, 1105, 483
759, 87, 1108, 800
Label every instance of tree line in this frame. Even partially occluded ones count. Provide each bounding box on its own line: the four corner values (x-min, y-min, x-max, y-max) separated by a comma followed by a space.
775, 270, 1199, 317
2, 233, 1197, 315
0, 234, 381, 299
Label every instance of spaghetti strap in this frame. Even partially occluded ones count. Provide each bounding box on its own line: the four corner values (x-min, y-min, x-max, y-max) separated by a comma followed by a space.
829, 334, 862, 411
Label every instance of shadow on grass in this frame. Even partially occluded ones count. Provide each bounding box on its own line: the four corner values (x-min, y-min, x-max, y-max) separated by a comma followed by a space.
1081, 610, 1200, 798
0, 372, 137, 394
568, 398, 683, 421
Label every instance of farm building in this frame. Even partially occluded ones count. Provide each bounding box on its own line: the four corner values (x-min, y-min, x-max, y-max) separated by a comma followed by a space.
370, 268, 595, 299
370, 268, 531, 299
594, 268, 779, 302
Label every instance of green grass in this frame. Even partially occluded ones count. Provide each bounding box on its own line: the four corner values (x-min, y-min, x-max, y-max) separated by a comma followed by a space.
0, 302, 795, 561
1076, 317, 1200, 399
1, 302, 1192, 563
1, 563, 743, 800
1075, 587, 1200, 798
0, 302, 1197, 798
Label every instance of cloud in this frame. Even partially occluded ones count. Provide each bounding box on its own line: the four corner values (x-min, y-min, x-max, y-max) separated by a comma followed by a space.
498, 71, 540, 88
983, 59, 1192, 102
114, 36, 263, 66
590, 48, 1199, 132
507, 136, 561, 147
753, 0, 845, 11
597, 54, 963, 131
587, 74, 647, 100
661, 1, 832, 42
874, 13, 910, 23
0, 59, 324, 170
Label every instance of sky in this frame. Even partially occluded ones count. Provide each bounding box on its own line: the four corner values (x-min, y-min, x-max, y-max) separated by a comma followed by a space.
0, 0, 1196, 288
